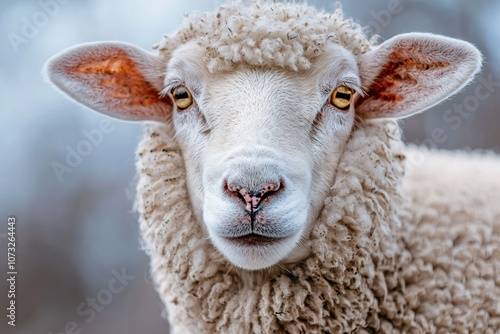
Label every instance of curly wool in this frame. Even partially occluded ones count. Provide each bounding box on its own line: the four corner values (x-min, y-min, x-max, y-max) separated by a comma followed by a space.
154, 1, 375, 72
136, 2, 500, 332
136, 120, 408, 333
135, 117, 500, 333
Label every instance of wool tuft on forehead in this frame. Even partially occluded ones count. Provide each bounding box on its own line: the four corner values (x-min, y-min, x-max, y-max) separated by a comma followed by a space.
154, 0, 376, 72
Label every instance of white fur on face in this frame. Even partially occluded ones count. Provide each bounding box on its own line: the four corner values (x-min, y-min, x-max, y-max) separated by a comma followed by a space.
45, 31, 481, 272
166, 42, 359, 270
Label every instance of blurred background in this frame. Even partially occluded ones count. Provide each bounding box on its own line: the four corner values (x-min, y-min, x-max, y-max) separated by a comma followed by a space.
0, 0, 498, 333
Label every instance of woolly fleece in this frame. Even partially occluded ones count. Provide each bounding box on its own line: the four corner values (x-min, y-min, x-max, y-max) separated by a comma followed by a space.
135, 1, 500, 332
154, 1, 375, 72
136, 119, 500, 333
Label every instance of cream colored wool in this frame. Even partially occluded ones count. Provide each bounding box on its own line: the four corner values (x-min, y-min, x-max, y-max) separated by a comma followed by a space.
154, 1, 375, 72
134, 1, 500, 332
42, 0, 498, 331
136, 119, 500, 333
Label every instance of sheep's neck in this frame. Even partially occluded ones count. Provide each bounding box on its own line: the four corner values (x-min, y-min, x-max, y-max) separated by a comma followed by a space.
136, 120, 411, 332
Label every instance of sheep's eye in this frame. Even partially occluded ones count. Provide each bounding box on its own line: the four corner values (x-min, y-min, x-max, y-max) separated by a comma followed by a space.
330, 86, 354, 111
171, 86, 193, 110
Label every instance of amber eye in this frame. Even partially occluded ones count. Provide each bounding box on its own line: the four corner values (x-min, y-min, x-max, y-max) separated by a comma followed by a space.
330, 86, 354, 111
171, 86, 193, 110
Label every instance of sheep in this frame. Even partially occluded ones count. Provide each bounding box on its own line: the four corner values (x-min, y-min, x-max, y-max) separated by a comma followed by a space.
44, 1, 500, 333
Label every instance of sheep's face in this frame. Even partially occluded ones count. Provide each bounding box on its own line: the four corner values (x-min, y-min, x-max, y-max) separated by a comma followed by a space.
164, 42, 360, 269
45, 31, 481, 271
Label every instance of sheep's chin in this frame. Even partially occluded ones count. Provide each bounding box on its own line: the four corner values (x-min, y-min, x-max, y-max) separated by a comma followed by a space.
209, 230, 303, 270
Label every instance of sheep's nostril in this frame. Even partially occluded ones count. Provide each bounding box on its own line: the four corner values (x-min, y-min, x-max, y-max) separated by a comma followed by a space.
224, 180, 283, 212
258, 181, 281, 203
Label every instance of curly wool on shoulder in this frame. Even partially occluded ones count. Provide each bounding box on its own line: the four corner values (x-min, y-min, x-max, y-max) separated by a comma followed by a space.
44, 1, 500, 333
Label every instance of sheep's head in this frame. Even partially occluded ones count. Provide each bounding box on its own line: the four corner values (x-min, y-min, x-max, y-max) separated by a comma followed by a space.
45, 4, 481, 270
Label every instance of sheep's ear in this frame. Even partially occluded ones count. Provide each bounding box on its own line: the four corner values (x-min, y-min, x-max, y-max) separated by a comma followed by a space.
44, 42, 171, 122
356, 33, 482, 119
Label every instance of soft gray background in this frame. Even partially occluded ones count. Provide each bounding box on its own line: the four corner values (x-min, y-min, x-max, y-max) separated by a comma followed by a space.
1, 0, 499, 333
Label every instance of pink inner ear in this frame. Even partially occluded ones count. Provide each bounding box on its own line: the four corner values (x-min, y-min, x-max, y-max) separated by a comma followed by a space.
72, 49, 170, 109
47, 41, 173, 122
353, 32, 481, 120
366, 48, 450, 104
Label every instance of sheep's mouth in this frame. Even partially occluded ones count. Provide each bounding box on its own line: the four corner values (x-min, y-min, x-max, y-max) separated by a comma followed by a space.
225, 233, 286, 246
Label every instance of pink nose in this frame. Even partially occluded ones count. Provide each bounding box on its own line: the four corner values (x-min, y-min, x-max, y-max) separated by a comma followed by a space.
225, 181, 282, 212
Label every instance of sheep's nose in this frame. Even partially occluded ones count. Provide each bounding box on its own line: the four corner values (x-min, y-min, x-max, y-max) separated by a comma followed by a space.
224, 180, 283, 212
